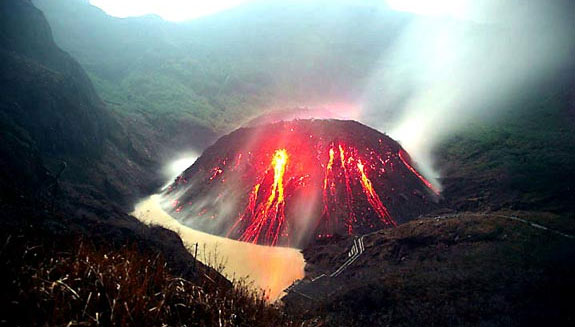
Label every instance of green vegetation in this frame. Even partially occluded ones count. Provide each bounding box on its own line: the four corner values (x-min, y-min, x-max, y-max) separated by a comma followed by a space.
437, 86, 575, 214
34, 0, 408, 131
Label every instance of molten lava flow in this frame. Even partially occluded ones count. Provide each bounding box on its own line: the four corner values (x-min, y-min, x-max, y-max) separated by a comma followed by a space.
237, 149, 289, 246
357, 160, 396, 226
233, 153, 243, 170
209, 167, 223, 181
398, 149, 439, 195
320, 147, 337, 233
167, 120, 440, 247
339, 144, 356, 234
268, 149, 288, 211
324, 148, 336, 191
246, 183, 261, 217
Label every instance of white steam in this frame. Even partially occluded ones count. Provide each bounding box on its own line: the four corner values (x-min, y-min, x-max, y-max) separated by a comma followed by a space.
361, 0, 574, 188
161, 153, 199, 190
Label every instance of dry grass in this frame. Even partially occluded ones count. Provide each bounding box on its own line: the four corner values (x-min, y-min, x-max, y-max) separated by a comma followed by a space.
0, 232, 299, 326
286, 213, 575, 326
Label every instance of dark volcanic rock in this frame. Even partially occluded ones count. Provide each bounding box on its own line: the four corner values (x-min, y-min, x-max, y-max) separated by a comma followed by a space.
164, 119, 440, 247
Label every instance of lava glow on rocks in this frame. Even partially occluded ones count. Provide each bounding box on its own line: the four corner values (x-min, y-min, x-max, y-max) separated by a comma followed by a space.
164, 120, 439, 248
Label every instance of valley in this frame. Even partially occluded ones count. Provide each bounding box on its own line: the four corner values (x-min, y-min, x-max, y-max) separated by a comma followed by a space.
1, 0, 574, 326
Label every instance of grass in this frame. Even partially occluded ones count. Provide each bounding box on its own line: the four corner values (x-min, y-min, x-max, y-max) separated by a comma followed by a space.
0, 231, 299, 326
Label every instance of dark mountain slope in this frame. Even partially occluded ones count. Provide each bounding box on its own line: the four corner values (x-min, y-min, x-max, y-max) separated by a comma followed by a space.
0, 0, 231, 299
0, 0, 166, 209
436, 74, 575, 215
0, 0, 212, 272
0, 3, 247, 325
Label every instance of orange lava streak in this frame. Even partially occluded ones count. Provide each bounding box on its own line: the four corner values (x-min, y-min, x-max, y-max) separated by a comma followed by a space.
357, 160, 396, 226
323, 148, 336, 191
398, 150, 439, 195
233, 153, 243, 170
321, 147, 336, 231
339, 144, 356, 234
226, 183, 260, 238
239, 149, 289, 245
267, 149, 288, 210
248, 183, 261, 216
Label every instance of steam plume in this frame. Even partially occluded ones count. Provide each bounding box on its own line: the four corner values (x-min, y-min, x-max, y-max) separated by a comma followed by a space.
360, 0, 574, 187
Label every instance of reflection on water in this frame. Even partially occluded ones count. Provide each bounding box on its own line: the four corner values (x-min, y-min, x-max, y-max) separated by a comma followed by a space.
132, 195, 305, 300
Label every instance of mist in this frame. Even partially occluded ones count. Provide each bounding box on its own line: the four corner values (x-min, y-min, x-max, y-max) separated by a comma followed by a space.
359, 0, 574, 187
161, 153, 199, 189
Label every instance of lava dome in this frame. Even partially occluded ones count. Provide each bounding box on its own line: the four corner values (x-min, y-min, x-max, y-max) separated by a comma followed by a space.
162, 119, 439, 248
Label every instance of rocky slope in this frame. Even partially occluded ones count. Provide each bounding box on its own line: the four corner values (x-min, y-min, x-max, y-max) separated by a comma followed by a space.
163, 119, 440, 247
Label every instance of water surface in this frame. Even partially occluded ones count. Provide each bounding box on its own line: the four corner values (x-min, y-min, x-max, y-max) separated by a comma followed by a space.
132, 195, 305, 300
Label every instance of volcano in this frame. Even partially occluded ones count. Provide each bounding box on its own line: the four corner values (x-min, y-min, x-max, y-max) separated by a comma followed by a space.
162, 119, 439, 247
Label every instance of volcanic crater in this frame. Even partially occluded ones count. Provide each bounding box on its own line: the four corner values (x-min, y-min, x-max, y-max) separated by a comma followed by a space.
163, 119, 439, 248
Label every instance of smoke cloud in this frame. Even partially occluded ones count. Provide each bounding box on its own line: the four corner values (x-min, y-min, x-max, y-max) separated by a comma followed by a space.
360, 0, 574, 187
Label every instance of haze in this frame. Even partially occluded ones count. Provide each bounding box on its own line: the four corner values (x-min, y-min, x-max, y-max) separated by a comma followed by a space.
85, 0, 573, 190
90, 0, 254, 21
90, 0, 471, 21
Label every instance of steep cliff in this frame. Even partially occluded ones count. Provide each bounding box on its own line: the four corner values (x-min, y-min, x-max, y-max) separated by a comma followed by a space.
0, 0, 166, 209
0, 3, 233, 322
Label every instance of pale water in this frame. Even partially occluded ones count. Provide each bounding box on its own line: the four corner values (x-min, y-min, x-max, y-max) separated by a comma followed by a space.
132, 194, 305, 300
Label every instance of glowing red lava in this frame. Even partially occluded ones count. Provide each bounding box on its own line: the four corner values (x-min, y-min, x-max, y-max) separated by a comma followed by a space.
164, 119, 439, 247
237, 149, 289, 245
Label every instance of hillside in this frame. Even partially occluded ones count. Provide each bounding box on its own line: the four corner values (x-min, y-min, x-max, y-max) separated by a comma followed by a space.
0, 1, 293, 325
437, 79, 575, 215
33, 0, 411, 131
0, 0, 161, 209
284, 212, 575, 326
